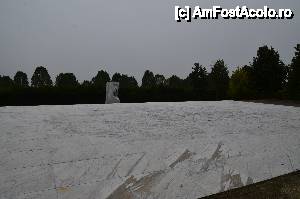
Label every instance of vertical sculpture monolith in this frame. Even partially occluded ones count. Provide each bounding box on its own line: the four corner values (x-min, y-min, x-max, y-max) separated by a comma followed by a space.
105, 82, 120, 104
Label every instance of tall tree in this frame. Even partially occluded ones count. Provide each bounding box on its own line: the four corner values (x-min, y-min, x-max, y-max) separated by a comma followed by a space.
0, 76, 14, 89
14, 71, 29, 87
228, 66, 254, 99
55, 73, 79, 88
141, 70, 155, 88
209, 59, 230, 99
112, 73, 138, 88
252, 46, 287, 97
154, 74, 166, 86
112, 73, 122, 82
288, 44, 300, 99
81, 80, 92, 87
166, 75, 184, 89
91, 70, 110, 88
186, 63, 208, 91
31, 66, 53, 87
126, 76, 138, 88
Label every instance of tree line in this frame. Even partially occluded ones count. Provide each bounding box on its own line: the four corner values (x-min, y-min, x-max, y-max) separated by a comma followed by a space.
0, 45, 299, 106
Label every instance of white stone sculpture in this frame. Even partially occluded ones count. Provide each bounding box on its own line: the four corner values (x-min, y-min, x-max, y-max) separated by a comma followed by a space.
105, 82, 120, 104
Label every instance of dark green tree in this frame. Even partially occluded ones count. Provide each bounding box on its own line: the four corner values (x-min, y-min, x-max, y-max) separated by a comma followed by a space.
0, 75, 14, 89
126, 76, 138, 88
186, 63, 208, 92
209, 59, 230, 99
154, 74, 166, 86
252, 46, 287, 97
228, 66, 255, 99
112, 73, 122, 82
14, 71, 29, 87
91, 70, 110, 88
31, 66, 53, 87
141, 70, 155, 88
81, 80, 92, 87
55, 73, 79, 88
288, 44, 300, 99
166, 75, 184, 89
112, 73, 138, 88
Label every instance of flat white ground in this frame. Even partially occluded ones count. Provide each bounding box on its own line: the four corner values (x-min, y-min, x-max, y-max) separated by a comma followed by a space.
0, 101, 299, 199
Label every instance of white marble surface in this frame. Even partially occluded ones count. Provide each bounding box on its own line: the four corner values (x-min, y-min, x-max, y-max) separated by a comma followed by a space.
0, 101, 300, 199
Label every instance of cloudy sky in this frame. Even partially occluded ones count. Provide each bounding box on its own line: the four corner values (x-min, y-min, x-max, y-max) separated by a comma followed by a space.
0, 0, 299, 83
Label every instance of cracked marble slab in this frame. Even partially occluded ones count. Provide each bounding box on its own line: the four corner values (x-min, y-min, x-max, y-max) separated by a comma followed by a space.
0, 101, 300, 199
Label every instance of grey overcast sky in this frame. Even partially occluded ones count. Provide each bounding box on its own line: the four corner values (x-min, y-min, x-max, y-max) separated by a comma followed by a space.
0, 0, 299, 83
